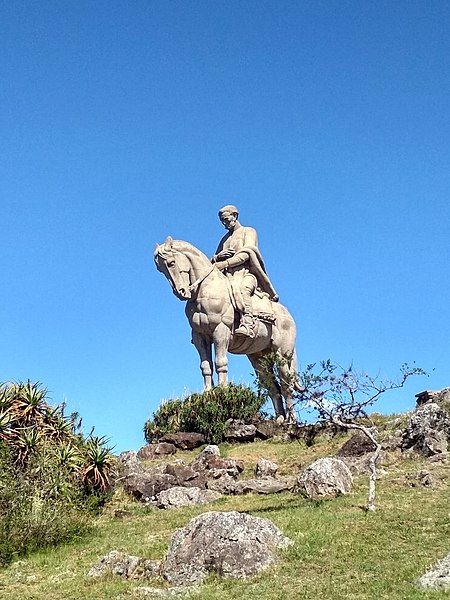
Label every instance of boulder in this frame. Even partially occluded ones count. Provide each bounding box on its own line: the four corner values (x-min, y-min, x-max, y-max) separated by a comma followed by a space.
255, 458, 278, 478
162, 511, 292, 585
234, 476, 295, 495
190, 445, 244, 478
163, 463, 207, 489
156, 486, 222, 509
87, 550, 161, 579
116, 450, 142, 478
159, 432, 205, 450
254, 419, 284, 440
297, 457, 353, 499
401, 403, 450, 457
417, 551, 450, 590
206, 474, 238, 495
138, 443, 177, 460
336, 432, 377, 457
224, 419, 256, 442
124, 472, 178, 502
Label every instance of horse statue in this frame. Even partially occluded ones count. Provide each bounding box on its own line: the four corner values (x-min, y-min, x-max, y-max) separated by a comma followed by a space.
154, 237, 302, 422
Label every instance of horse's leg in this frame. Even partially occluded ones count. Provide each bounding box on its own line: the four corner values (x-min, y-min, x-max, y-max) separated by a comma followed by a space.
278, 354, 297, 424
212, 323, 231, 386
192, 331, 214, 390
248, 353, 286, 419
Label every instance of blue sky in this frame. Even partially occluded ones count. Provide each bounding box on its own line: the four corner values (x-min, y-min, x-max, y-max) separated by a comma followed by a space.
1, 1, 449, 452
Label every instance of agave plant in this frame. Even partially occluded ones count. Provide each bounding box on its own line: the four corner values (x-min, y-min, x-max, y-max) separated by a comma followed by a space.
81, 435, 115, 492
15, 427, 42, 465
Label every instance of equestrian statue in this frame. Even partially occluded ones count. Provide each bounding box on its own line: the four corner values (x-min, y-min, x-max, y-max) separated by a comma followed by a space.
154, 205, 302, 422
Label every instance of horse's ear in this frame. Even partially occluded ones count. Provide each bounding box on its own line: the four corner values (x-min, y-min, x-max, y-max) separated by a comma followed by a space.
164, 236, 173, 251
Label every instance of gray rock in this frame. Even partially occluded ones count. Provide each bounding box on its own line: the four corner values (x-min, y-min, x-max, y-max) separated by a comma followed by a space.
124, 472, 178, 502
234, 476, 295, 495
156, 486, 222, 509
116, 450, 142, 478
297, 457, 353, 498
206, 474, 238, 495
417, 551, 450, 589
224, 419, 256, 442
190, 445, 244, 479
138, 443, 177, 460
136, 585, 198, 598
159, 432, 205, 450
255, 458, 278, 478
162, 511, 292, 585
401, 403, 450, 457
163, 463, 207, 489
87, 550, 161, 579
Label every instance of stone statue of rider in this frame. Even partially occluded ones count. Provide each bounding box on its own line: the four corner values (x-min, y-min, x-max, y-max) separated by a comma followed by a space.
211, 205, 279, 337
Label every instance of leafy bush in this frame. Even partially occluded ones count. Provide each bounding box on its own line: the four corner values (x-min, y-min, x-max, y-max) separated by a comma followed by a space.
0, 443, 89, 566
0, 381, 115, 565
144, 384, 265, 444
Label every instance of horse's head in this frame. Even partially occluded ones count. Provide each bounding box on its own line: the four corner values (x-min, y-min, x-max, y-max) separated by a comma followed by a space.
154, 237, 193, 300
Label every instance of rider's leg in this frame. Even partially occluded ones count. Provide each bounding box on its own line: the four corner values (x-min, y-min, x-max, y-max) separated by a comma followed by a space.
235, 276, 257, 337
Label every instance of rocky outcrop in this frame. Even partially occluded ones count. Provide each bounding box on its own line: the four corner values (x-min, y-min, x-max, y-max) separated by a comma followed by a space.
401, 403, 450, 457
297, 457, 353, 499
162, 511, 292, 585
156, 486, 222, 509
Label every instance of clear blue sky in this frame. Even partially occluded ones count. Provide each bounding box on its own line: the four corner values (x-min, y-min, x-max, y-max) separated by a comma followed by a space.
1, 1, 449, 452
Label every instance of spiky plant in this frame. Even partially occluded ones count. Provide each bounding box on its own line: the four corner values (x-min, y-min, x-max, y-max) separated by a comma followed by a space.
81, 436, 115, 493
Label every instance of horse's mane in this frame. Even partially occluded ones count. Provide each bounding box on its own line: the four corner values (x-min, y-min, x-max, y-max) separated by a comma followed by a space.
155, 239, 210, 264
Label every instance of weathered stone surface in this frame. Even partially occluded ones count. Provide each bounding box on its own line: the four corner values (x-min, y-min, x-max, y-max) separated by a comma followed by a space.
138, 443, 177, 460
136, 585, 198, 598
162, 511, 292, 585
163, 463, 207, 489
116, 450, 142, 478
205, 474, 238, 495
336, 432, 377, 457
255, 457, 278, 478
190, 445, 244, 478
401, 403, 450, 457
297, 457, 353, 498
224, 419, 256, 442
159, 432, 205, 450
254, 420, 284, 440
124, 472, 178, 502
381, 430, 403, 452
415, 387, 450, 407
234, 476, 295, 495
417, 551, 450, 590
156, 486, 222, 509
87, 550, 161, 579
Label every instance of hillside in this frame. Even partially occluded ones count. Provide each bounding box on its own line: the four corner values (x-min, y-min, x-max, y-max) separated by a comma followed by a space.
1, 421, 449, 600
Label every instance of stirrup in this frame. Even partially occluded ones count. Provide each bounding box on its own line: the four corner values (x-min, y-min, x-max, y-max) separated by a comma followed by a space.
235, 315, 256, 338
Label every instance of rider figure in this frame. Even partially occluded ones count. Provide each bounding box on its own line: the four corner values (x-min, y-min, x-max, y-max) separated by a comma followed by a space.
211, 205, 279, 338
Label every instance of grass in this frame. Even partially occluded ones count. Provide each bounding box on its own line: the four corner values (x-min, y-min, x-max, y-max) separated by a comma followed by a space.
1, 435, 450, 599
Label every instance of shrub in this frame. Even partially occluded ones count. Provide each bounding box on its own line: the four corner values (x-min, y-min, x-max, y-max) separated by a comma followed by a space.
0, 381, 115, 565
0, 443, 89, 566
144, 384, 265, 444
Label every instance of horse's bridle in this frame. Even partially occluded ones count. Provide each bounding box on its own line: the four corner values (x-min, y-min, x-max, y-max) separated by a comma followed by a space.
188, 264, 216, 293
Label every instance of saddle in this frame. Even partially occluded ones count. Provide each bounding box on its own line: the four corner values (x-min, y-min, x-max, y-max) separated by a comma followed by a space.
224, 277, 276, 325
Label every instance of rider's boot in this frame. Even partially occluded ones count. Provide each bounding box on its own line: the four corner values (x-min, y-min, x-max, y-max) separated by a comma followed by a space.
235, 312, 256, 337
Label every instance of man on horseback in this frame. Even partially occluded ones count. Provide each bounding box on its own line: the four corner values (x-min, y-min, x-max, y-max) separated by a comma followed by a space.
211, 204, 279, 338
